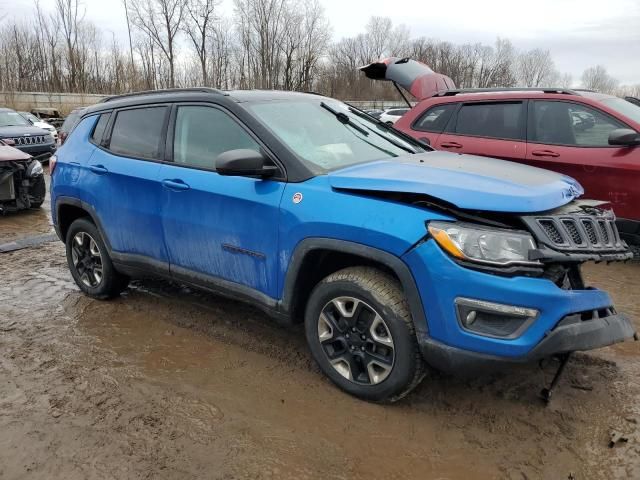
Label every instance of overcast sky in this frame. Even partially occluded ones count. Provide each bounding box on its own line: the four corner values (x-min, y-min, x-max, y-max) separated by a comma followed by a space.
8, 0, 640, 84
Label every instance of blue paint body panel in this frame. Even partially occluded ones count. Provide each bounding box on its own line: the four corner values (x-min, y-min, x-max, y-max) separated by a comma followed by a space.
158, 163, 285, 297
402, 240, 613, 357
328, 152, 584, 213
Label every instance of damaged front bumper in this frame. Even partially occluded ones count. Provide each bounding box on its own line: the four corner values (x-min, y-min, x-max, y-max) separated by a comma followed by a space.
402, 233, 636, 374
0, 160, 46, 213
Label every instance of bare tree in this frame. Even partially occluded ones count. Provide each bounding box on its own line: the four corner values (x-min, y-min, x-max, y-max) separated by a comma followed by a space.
558, 72, 573, 89
55, 0, 85, 91
581, 65, 618, 94
128, 0, 186, 87
517, 49, 558, 87
183, 0, 219, 85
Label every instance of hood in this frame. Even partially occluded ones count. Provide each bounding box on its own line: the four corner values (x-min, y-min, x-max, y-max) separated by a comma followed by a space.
33, 121, 55, 131
328, 152, 584, 213
360, 57, 455, 100
0, 126, 51, 137
0, 143, 31, 162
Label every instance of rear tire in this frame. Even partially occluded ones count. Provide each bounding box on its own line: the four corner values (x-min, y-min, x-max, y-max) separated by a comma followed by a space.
65, 218, 129, 299
305, 266, 426, 402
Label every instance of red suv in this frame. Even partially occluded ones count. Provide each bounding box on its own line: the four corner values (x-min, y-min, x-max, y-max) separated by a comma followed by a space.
360, 59, 640, 247
395, 90, 640, 246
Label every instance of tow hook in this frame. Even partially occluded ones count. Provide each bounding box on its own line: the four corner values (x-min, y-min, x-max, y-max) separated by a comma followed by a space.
539, 352, 572, 405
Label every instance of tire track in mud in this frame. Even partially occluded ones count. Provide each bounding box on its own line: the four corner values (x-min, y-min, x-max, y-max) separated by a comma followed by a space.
0, 242, 639, 479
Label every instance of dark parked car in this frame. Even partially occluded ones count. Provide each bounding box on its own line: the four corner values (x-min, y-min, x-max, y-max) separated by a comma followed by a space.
57, 107, 86, 145
0, 139, 46, 213
0, 108, 57, 161
51, 88, 634, 402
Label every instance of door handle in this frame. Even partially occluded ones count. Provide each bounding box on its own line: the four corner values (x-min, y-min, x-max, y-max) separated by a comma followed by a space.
88, 164, 108, 174
440, 142, 463, 149
162, 179, 191, 191
531, 149, 560, 158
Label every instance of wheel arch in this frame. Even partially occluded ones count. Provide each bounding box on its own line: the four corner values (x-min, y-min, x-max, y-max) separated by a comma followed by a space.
55, 197, 112, 252
280, 238, 428, 337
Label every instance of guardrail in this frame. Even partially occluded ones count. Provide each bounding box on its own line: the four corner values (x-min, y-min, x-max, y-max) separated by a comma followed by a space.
0, 91, 107, 114
0, 91, 413, 115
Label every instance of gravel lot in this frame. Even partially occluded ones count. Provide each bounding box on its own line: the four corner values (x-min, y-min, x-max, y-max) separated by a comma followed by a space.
0, 174, 638, 479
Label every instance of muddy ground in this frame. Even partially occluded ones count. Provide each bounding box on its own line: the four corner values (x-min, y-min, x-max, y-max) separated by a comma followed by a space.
0, 174, 639, 480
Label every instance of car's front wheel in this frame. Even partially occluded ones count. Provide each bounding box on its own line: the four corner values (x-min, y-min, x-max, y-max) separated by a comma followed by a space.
65, 218, 129, 299
305, 267, 426, 402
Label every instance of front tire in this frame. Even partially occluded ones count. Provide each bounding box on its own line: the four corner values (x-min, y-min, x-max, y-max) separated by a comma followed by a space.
65, 218, 129, 299
305, 267, 426, 402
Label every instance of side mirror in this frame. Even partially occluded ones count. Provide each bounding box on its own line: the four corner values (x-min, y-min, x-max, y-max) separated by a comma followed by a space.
2, 138, 16, 147
608, 128, 640, 147
418, 136, 431, 146
215, 149, 278, 178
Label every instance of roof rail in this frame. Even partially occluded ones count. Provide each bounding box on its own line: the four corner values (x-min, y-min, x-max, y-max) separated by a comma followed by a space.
434, 87, 582, 97
100, 87, 227, 103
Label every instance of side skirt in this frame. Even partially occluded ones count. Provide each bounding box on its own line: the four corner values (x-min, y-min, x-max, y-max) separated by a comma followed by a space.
112, 252, 290, 324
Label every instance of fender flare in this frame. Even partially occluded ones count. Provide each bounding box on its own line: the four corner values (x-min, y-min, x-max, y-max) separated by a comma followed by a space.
280, 238, 428, 336
54, 196, 113, 252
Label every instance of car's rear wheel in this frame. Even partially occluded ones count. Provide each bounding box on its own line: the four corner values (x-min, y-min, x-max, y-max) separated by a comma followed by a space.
65, 218, 129, 299
305, 267, 426, 402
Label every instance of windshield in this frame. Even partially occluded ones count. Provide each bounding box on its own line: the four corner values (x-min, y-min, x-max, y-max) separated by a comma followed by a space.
0, 111, 30, 127
601, 97, 640, 124
246, 99, 424, 171
20, 112, 40, 124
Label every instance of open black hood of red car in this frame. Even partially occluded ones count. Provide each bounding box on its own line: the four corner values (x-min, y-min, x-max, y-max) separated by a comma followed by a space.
360, 57, 455, 100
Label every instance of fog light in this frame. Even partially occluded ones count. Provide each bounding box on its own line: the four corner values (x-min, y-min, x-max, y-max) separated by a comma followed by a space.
455, 297, 539, 339
465, 311, 477, 326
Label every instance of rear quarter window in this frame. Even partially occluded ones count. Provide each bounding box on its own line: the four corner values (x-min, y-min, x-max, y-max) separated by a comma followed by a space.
90, 112, 111, 145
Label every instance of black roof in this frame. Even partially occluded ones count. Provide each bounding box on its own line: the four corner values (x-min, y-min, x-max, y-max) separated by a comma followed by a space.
86, 88, 324, 116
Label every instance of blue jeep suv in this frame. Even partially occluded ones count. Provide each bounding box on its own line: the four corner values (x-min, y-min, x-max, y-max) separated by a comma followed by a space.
51, 88, 636, 402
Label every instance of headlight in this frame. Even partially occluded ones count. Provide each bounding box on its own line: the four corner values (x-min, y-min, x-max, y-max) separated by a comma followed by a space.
27, 160, 44, 177
428, 221, 539, 266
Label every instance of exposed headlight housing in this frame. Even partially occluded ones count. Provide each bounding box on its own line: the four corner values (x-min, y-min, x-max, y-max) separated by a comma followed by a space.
26, 159, 44, 177
428, 221, 539, 267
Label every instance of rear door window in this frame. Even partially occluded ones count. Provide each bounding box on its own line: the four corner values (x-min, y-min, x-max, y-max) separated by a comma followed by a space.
108, 106, 168, 160
412, 104, 456, 133
529, 100, 626, 146
453, 102, 525, 140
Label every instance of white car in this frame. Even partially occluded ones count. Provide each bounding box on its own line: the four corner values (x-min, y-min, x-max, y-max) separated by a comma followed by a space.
378, 107, 410, 125
18, 111, 58, 141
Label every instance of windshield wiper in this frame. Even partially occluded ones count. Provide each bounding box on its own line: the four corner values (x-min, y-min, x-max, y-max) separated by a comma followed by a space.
347, 106, 424, 154
320, 102, 370, 136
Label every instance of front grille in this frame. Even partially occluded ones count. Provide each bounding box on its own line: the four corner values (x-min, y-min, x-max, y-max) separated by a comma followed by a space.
540, 220, 563, 243
522, 204, 629, 258
561, 220, 583, 245
597, 220, 610, 244
5, 135, 48, 146
582, 220, 597, 244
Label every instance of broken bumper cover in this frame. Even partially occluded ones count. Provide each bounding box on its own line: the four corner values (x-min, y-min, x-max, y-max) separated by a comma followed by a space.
418, 312, 636, 374
402, 239, 636, 373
